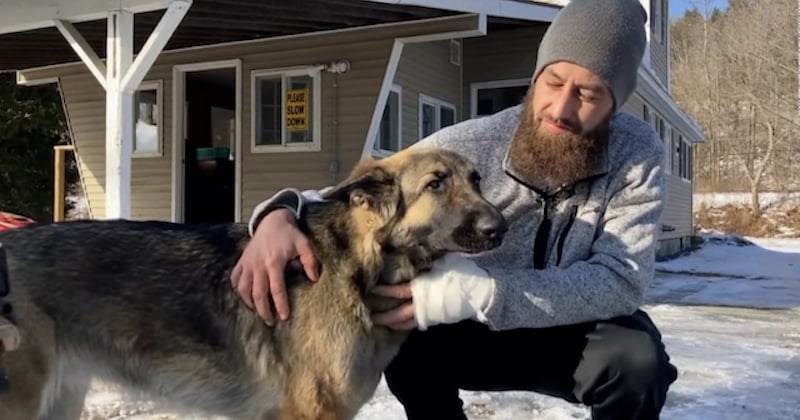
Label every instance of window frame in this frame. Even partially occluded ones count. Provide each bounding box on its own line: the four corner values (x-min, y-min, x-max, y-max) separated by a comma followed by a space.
250, 66, 322, 154
470, 78, 531, 118
679, 136, 693, 182
418, 93, 456, 140
373, 84, 403, 157
132, 80, 163, 158
651, 0, 664, 44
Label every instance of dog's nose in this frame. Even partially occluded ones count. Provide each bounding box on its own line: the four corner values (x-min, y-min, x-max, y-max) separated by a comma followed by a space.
475, 212, 508, 240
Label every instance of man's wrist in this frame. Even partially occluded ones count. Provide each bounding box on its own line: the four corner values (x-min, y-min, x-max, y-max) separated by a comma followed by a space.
410, 254, 495, 330
249, 188, 303, 236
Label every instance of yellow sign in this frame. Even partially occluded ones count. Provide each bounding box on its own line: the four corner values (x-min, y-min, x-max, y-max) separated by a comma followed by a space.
286, 88, 309, 131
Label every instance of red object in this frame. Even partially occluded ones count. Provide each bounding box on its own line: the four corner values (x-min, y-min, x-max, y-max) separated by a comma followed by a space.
0, 212, 36, 232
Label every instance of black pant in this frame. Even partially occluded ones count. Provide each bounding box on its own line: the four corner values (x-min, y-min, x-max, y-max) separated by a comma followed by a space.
384, 310, 678, 420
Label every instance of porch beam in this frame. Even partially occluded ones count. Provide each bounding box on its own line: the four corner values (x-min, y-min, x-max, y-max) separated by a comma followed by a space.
121, 0, 191, 92
361, 13, 488, 157
104, 9, 134, 219
52, 19, 107, 89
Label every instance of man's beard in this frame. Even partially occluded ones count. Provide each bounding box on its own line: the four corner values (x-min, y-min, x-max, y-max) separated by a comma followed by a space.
504, 95, 610, 195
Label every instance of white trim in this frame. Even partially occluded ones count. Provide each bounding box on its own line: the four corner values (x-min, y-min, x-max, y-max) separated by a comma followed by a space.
363, 40, 405, 158
15, 74, 58, 86
171, 59, 242, 223
418, 93, 456, 140
361, 13, 487, 157
639, 0, 652, 73
132, 79, 163, 158
250, 66, 324, 154
121, 0, 191, 92
469, 77, 530, 118
52, 19, 107, 89
372, 84, 403, 157
359, 0, 558, 22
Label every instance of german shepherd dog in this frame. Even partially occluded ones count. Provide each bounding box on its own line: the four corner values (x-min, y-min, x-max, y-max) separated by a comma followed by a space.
0, 146, 507, 420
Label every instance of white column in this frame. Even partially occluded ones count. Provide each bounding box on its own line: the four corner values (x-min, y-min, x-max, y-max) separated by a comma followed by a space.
104, 9, 134, 219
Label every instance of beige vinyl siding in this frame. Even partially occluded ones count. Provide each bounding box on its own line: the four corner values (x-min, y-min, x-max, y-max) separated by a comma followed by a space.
661, 174, 693, 239
461, 25, 547, 113
20, 14, 482, 221
621, 92, 647, 120
649, 32, 669, 89
393, 40, 462, 148
648, 0, 670, 88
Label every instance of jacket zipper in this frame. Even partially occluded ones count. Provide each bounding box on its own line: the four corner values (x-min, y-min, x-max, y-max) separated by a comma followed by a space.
533, 189, 575, 269
556, 205, 579, 266
532, 195, 553, 269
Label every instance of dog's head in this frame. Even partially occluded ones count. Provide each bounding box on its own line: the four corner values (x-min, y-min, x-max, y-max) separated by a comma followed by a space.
323, 147, 507, 256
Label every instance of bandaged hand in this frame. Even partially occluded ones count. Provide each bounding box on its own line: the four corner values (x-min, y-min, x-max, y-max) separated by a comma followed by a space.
410, 253, 495, 331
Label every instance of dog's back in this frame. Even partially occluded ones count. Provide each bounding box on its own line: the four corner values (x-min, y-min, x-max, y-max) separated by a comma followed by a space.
0, 220, 286, 419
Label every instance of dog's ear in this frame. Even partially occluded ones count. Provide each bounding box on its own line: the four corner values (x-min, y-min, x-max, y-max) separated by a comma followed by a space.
323, 157, 399, 217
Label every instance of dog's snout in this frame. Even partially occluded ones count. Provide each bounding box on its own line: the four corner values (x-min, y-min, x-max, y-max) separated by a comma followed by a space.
475, 210, 508, 240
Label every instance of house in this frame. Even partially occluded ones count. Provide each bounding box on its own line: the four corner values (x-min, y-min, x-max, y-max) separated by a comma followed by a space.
0, 0, 703, 258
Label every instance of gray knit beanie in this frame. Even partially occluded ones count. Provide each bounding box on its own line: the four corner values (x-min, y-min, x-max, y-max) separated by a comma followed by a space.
532, 0, 648, 111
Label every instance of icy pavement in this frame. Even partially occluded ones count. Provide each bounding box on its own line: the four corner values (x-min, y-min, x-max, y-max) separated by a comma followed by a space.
79, 234, 800, 420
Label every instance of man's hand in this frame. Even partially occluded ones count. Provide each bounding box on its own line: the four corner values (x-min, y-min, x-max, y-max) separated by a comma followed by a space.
372, 253, 496, 331
371, 283, 417, 330
230, 209, 319, 326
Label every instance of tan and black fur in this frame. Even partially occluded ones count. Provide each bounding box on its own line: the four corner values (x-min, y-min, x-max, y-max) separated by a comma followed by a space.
0, 146, 507, 420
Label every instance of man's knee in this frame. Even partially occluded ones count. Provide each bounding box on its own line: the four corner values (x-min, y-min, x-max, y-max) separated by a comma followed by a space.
606, 328, 675, 390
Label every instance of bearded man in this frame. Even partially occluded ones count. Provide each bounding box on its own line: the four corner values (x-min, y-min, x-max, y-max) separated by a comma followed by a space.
230, 0, 679, 418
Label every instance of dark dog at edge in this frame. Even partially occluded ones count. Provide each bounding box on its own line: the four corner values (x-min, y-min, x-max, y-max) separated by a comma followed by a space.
0, 146, 507, 420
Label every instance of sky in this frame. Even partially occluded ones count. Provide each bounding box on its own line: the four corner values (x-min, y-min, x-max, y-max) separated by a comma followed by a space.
670, 0, 729, 19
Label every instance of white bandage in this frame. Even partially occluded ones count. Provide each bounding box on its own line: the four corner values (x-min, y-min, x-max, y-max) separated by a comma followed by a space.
410, 253, 495, 331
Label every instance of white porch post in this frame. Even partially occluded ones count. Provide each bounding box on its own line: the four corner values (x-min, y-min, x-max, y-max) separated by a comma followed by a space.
50, 0, 191, 220
105, 9, 134, 219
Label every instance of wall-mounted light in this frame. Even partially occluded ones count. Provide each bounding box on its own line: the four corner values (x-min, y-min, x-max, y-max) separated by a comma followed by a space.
326, 60, 350, 74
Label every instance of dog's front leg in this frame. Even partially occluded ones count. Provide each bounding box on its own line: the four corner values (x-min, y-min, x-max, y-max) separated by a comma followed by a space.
279, 372, 348, 420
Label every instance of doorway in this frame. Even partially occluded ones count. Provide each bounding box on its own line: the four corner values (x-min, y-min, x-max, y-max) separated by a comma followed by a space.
172, 60, 241, 223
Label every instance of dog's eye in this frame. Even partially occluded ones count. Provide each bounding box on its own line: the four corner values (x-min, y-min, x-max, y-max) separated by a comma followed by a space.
426, 179, 442, 191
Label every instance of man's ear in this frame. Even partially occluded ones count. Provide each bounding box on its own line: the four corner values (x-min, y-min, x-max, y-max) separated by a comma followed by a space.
322, 157, 398, 215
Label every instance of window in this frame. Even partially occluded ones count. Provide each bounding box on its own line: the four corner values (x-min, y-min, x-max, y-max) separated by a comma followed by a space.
471, 79, 530, 118
251, 67, 321, 153
679, 136, 693, 181
373, 85, 402, 155
672, 129, 681, 175
651, 0, 664, 43
133, 80, 162, 157
663, 124, 672, 175
419, 94, 456, 140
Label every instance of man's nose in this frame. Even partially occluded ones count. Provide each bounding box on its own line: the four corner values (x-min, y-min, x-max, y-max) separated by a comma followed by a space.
550, 89, 578, 122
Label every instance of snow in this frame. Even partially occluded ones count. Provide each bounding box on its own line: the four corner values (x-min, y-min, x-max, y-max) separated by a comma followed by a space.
78, 234, 800, 420
694, 192, 800, 211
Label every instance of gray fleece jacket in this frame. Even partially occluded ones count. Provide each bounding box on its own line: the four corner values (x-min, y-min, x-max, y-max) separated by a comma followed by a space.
250, 104, 665, 330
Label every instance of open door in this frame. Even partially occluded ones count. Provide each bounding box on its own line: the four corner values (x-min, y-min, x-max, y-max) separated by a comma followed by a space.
173, 60, 241, 224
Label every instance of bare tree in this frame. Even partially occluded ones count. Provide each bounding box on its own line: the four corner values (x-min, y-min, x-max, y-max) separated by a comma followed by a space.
671, 0, 800, 212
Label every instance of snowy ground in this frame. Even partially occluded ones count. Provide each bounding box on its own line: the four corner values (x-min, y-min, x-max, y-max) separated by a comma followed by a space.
79, 233, 800, 420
